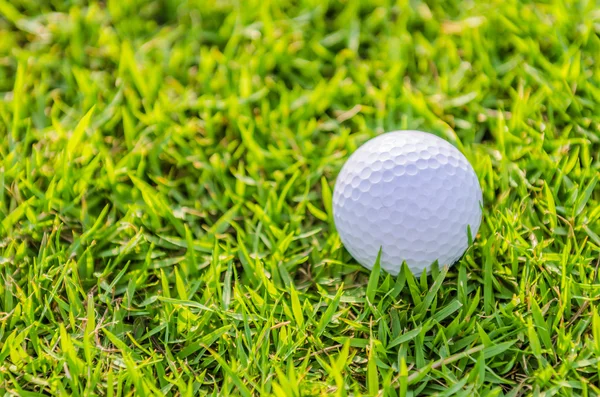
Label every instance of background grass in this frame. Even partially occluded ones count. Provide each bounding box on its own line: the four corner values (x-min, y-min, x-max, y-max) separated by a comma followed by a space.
1, 0, 600, 395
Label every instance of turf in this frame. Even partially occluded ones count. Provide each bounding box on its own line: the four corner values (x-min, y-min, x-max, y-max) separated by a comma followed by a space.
1, 0, 600, 395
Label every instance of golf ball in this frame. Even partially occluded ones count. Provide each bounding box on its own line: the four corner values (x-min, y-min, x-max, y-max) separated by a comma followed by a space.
333, 130, 482, 275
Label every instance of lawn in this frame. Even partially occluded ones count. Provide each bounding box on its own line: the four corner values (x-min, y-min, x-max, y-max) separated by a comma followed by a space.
1, 0, 600, 395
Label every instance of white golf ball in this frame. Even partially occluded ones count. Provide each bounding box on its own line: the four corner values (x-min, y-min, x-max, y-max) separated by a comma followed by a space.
333, 130, 483, 275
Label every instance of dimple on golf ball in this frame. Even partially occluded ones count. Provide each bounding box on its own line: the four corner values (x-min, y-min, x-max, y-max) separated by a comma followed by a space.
333, 130, 483, 275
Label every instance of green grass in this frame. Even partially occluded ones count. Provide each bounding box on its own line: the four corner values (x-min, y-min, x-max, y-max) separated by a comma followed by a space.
1, 0, 600, 395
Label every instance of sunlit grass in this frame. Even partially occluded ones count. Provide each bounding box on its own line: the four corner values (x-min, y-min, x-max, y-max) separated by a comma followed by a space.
1, 0, 599, 395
